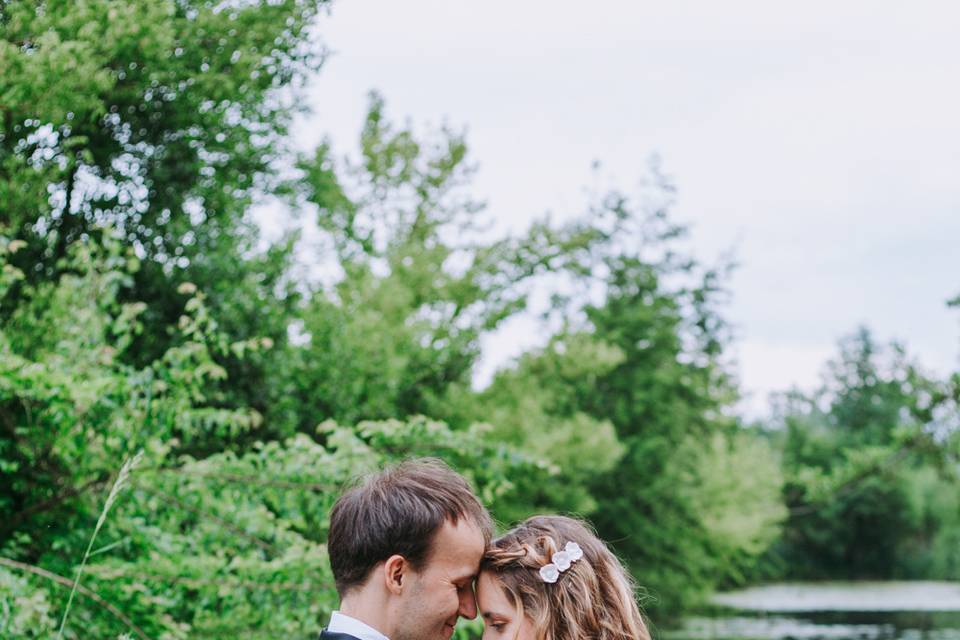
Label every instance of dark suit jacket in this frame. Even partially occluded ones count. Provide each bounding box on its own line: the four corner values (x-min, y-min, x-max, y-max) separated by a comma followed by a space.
319, 631, 363, 640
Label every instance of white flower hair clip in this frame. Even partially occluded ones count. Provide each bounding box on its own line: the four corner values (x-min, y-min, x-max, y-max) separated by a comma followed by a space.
538, 541, 584, 583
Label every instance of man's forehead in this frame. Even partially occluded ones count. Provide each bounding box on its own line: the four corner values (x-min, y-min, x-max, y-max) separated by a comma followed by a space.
429, 518, 486, 568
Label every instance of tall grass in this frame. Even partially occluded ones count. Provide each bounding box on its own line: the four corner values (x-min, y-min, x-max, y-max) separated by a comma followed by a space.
56, 450, 143, 640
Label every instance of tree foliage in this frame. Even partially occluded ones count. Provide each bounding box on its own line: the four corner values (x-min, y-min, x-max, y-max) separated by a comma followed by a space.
291, 92, 601, 427
765, 327, 960, 580
1, 0, 326, 448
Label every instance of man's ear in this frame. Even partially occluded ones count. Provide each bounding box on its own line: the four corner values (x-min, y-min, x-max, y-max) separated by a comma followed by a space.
382, 554, 407, 595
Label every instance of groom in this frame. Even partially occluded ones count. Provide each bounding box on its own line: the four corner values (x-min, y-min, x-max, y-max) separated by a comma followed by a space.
320, 458, 493, 640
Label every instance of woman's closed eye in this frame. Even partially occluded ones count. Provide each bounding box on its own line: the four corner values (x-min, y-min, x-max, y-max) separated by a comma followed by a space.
485, 618, 507, 632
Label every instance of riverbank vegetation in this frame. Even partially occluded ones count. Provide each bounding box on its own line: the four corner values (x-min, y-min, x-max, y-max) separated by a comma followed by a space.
1, 1, 958, 637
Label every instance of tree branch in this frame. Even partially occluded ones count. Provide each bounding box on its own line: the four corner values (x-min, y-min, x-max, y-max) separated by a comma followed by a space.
0, 476, 108, 536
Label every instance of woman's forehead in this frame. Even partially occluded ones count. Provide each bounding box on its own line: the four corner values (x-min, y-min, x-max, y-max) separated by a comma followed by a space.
477, 571, 512, 610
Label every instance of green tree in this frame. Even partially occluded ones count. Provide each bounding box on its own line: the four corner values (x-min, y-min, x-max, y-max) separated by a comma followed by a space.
585, 256, 784, 612
769, 327, 960, 579
1, 0, 325, 257
291, 93, 601, 428
1, 0, 328, 446
475, 176, 786, 614
466, 332, 628, 520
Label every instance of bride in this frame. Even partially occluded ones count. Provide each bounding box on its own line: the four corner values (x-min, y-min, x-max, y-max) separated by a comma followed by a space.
476, 515, 650, 640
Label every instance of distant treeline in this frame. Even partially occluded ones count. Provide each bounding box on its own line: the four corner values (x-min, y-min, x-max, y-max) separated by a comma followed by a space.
1, 1, 958, 638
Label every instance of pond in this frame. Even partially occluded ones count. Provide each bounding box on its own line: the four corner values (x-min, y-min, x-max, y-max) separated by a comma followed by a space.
664, 582, 960, 640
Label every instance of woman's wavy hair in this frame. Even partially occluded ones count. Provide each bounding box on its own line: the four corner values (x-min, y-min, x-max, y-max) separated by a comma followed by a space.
481, 515, 650, 640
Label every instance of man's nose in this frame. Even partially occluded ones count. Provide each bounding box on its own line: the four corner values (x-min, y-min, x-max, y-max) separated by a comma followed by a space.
459, 585, 478, 619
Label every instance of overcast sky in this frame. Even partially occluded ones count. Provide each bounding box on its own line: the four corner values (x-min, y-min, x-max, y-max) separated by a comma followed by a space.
266, 0, 960, 416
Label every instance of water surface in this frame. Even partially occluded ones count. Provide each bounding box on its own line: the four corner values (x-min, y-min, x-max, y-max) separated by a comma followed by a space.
665, 582, 960, 640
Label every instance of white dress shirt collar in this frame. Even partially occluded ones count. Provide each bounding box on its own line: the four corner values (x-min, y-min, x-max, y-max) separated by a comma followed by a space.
328, 611, 390, 640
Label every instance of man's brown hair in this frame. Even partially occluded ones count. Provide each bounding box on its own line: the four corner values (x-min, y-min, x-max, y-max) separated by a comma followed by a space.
328, 457, 493, 595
